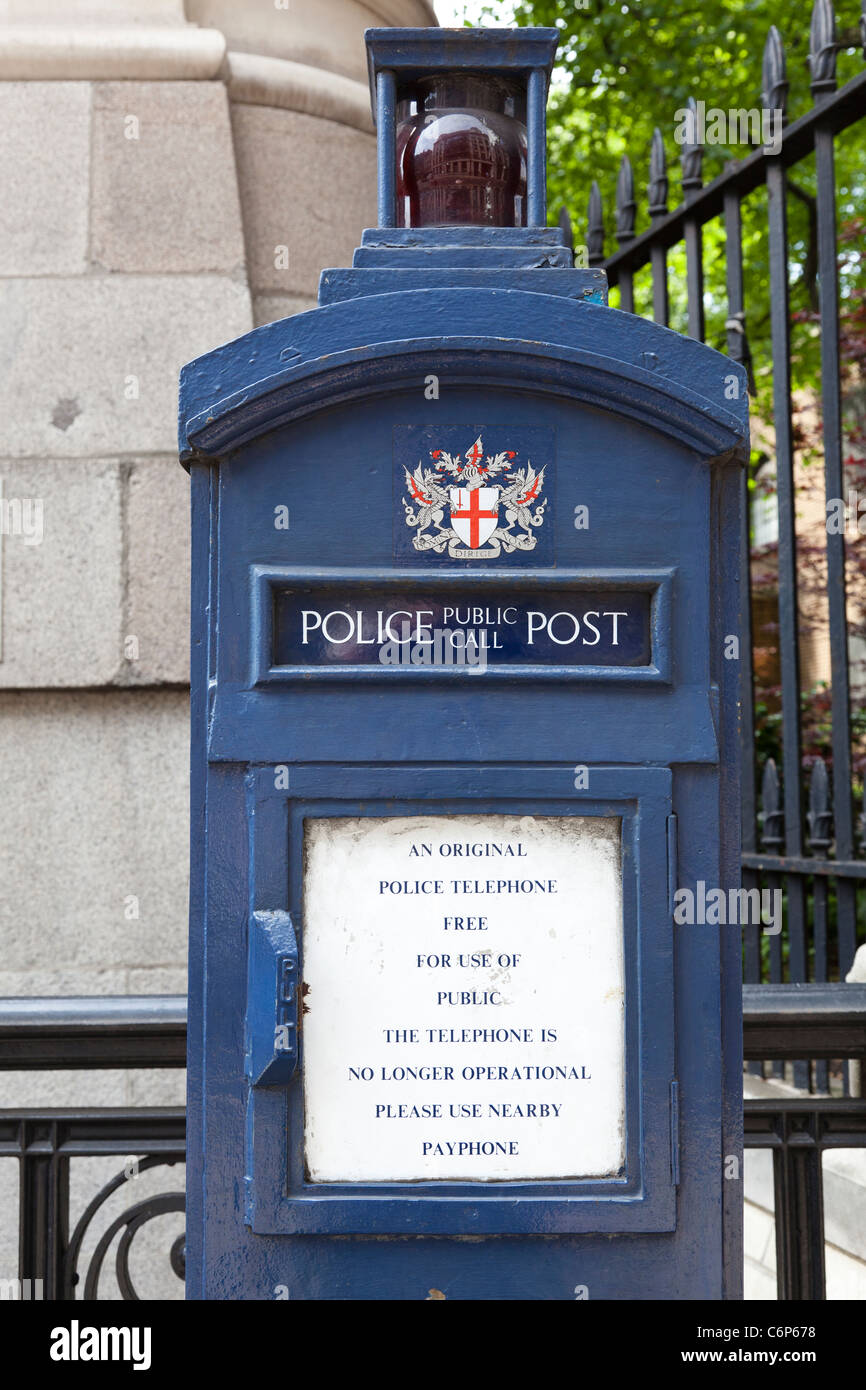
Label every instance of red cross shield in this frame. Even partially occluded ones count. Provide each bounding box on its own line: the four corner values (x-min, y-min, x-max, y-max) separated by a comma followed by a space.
449, 487, 499, 550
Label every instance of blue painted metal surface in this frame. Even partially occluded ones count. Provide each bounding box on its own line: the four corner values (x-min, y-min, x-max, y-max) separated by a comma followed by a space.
375, 68, 397, 229
179, 26, 748, 1300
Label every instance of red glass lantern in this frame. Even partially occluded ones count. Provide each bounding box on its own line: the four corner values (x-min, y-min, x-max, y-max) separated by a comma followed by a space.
396, 74, 527, 228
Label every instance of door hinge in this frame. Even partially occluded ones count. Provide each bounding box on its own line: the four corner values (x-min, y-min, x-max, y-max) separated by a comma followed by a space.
670, 1078, 680, 1187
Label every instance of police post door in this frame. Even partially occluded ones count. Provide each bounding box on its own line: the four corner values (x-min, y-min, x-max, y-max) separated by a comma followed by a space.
179, 27, 748, 1301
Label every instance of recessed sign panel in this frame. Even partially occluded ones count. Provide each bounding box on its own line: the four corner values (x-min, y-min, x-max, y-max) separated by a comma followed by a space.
302, 814, 626, 1183
273, 585, 652, 669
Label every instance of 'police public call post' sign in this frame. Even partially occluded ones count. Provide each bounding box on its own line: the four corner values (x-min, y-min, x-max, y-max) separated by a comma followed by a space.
271, 579, 654, 671
180, 27, 747, 1300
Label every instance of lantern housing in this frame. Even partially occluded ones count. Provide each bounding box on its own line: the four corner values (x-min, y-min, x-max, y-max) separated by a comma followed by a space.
366, 27, 559, 230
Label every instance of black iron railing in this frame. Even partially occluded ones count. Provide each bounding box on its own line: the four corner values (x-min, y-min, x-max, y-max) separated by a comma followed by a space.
561, 0, 866, 1095
743, 982, 866, 1299
2, 990, 865, 1300
0, 997, 185, 1302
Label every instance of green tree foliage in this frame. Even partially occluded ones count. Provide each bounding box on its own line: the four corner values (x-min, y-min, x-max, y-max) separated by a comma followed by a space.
475, 0, 864, 381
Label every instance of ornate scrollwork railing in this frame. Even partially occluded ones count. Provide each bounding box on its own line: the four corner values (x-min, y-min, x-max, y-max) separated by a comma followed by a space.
64, 1157, 185, 1300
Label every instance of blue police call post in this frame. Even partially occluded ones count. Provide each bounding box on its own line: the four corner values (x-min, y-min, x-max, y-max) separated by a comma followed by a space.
179, 27, 748, 1301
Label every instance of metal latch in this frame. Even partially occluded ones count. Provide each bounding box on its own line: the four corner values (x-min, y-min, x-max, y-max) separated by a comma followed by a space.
246, 909, 299, 1087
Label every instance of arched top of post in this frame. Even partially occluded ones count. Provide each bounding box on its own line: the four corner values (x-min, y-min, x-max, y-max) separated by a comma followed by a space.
179, 289, 748, 465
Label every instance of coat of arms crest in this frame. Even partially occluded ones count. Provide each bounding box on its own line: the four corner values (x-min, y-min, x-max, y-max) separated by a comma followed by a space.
401, 434, 547, 559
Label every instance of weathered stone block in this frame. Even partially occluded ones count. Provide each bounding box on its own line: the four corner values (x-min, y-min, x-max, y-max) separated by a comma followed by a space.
230, 103, 375, 298
0, 458, 123, 687
127, 1069, 186, 1108
125, 457, 191, 685
253, 292, 317, 328
90, 81, 246, 275
0, 82, 90, 275
0, 1069, 129, 1108
187, 0, 437, 86
0, 689, 189, 971
0, 275, 252, 457
0, 967, 128, 996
